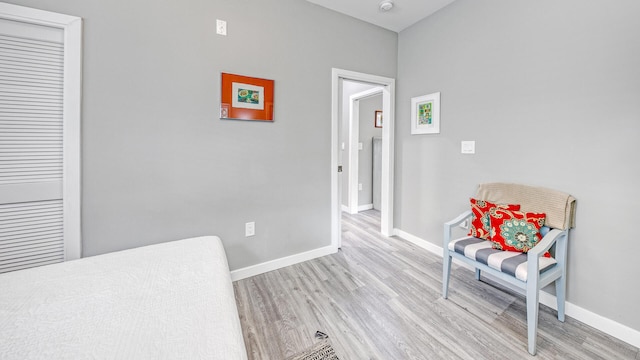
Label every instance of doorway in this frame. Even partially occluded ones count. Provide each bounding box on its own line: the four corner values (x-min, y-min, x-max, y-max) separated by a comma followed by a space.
331, 68, 395, 249
345, 85, 383, 215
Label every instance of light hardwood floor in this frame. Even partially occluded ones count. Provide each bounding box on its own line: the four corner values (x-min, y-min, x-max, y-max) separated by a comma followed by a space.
234, 210, 639, 359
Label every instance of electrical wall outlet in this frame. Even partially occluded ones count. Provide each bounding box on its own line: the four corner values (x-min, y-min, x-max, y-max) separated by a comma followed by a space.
358, 183, 363, 191
459, 219, 469, 229
245, 221, 255, 237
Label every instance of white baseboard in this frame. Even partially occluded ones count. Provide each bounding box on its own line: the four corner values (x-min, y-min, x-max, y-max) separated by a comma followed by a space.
394, 228, 444, 256
392, 228, 640, 349
230, 245, 337, 282
341, 205, 349, 212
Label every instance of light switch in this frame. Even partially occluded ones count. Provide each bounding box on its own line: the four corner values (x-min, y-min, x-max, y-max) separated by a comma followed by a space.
245, 221, 255, 237
461, 141, 475, 154
216, 19, 227, 36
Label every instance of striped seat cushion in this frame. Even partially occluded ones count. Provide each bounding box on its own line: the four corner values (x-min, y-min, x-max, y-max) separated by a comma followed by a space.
448, 237, 557, 282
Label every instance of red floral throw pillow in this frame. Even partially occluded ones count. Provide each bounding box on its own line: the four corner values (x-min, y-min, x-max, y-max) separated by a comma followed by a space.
468, 198, 520, 240
489, 209, 547, 254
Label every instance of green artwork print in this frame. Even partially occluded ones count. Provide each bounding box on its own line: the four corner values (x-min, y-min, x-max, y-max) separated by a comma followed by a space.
418, 102, 433, 125
237, 88, 260, 104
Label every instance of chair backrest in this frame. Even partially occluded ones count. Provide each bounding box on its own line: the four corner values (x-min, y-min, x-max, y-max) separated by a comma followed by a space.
476, 182, 576, 230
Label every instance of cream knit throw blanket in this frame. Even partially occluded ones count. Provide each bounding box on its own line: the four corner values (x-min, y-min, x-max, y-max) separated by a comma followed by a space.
476, 182, 576, 230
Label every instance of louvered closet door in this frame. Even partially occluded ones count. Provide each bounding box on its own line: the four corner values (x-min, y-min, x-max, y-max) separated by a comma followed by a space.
0, 19, 65, 273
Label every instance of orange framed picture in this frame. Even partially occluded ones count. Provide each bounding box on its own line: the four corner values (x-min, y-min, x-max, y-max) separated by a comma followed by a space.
220, 73, 274, 121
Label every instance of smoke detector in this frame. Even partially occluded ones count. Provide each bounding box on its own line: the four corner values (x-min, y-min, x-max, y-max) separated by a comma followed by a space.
379, 1, 394, 12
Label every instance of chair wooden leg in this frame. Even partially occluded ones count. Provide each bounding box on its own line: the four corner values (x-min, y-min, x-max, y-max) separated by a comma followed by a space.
526, 283, 540, 355
442, 252, 452, 299
475, 268, 481, 281
555, 276, 566, 322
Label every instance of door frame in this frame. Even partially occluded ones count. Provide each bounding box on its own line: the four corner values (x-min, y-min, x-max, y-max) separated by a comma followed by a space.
0, 3, 83, 260
346, 86, 383, 214
331, 68, 395, 249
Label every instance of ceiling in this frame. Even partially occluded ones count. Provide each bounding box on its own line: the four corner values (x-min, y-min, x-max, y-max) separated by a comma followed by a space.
306, 0, 456, 33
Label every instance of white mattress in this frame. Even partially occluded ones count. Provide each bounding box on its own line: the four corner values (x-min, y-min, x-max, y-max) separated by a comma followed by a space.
0, 236, 247, 359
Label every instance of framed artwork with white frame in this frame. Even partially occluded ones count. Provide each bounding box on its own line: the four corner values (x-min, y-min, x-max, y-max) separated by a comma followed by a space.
410, 92, 440, 134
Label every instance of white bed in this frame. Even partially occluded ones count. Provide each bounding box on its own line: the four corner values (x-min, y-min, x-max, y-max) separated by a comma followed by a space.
0, 236, 247, 359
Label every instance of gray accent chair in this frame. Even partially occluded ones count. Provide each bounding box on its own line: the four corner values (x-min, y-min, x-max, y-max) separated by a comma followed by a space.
442, 183, 576, 355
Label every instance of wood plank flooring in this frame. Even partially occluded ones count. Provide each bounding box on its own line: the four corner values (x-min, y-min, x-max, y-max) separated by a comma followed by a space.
233, 210, 639, 359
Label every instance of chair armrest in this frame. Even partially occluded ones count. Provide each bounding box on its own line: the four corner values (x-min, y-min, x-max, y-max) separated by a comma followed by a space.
443, 210, 473, 250
526, 229, 567, 283
527, 229, 565, 258
445, 210, 473, 229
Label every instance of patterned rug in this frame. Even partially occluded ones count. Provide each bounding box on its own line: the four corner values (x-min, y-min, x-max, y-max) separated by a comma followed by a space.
285, 341, 339, 360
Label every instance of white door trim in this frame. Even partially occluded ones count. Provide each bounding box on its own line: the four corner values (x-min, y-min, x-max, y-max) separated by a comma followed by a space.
0, 3, 83, 260
347, 86, 383, 215
331, 68, 395, 249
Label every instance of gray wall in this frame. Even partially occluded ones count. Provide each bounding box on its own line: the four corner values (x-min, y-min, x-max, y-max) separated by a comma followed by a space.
396, 0, 640, 331
6, 0, 397, 269
358, 94, 382, 206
